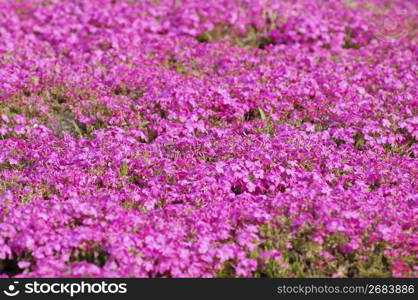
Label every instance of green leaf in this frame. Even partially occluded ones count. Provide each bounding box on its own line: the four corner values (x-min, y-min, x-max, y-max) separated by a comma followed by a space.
118, 161, 128, 177
29, 76, 39, 84
258, 107, 266, 120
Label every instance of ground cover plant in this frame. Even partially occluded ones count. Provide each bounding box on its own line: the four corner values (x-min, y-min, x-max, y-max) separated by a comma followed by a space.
0, 0, 417, 278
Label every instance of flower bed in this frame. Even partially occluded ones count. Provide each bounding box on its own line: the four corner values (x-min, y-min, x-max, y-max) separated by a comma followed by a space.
0, 0, 417, 277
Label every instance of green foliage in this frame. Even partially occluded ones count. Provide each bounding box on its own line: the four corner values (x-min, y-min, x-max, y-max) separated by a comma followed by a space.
68, 243, 109, 268
216, 219, 411, 277
258, 107, 266, 121
118, 161, 128, 178
216, 260, 236, 278
196, 24, 275, 49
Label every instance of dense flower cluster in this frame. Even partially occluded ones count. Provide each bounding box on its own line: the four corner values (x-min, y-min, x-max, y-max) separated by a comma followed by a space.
0, 0, 417, 277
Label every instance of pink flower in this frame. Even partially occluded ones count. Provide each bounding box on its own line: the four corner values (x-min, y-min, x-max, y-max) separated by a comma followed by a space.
320, 251, 334, 260
18, 261, 31, 269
